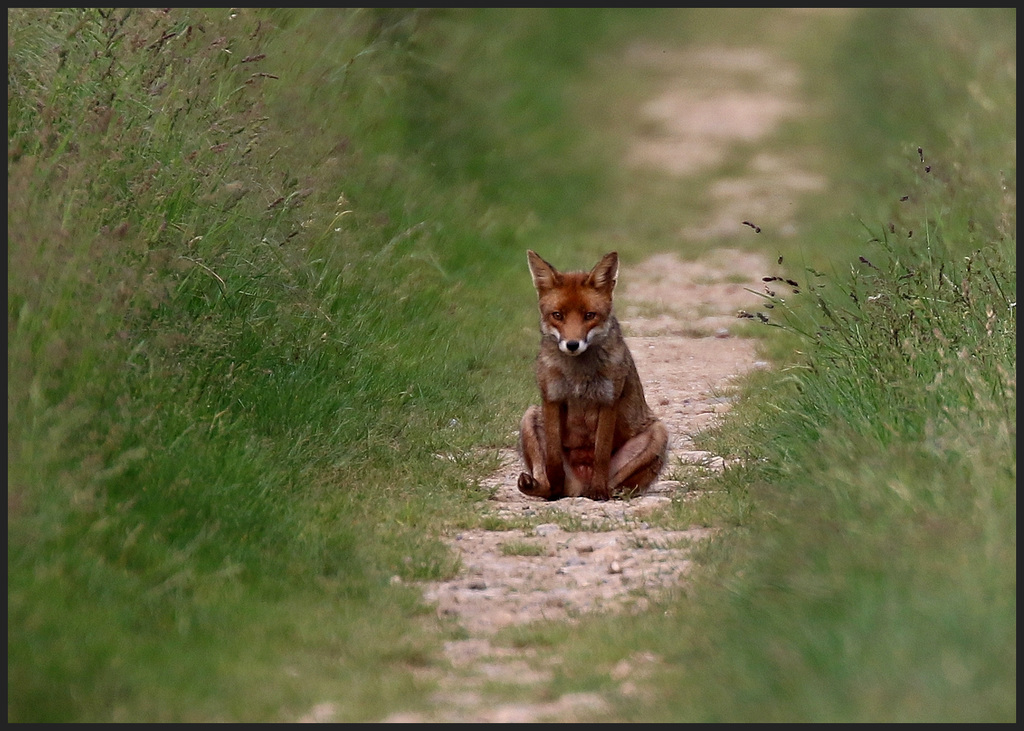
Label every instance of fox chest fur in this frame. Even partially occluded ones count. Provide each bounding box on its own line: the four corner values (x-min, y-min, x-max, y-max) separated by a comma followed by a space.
534, 316, 654, 455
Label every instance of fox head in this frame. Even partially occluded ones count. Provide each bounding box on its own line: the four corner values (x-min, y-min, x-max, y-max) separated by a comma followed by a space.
527, 250, 618, 357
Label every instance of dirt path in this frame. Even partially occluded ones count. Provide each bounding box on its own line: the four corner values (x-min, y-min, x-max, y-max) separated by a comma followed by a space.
372, 25, 830, 726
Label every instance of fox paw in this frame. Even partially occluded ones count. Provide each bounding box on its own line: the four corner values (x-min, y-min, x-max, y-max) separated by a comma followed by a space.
518, 472, 548, 498
587, 484, 611, 501
518, 473, 566, 500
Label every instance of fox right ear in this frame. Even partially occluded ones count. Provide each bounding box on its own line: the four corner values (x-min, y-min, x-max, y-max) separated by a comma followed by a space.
587, 251, 619, 293
527, 250, 561, 292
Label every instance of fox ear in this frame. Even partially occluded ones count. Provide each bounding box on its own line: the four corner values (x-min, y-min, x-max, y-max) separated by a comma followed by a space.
588, 251, 619, 292
527, 250, 562, 291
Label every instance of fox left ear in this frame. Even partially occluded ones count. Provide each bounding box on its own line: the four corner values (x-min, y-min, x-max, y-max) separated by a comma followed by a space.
588, 251, 618, 292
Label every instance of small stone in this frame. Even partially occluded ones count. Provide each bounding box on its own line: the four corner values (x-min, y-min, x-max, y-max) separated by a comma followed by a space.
608, 561, 623, 574
467, 579, 487, 590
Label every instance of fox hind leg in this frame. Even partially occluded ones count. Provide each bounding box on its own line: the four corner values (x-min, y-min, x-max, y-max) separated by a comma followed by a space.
608, 420, 669, 494
517, 405, 565, 499
517, 405, 549, 498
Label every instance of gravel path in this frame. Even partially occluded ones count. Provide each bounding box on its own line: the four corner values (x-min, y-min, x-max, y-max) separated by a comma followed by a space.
374, 26, 830, 725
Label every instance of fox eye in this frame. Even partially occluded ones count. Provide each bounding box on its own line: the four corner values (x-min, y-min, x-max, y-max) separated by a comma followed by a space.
584, 311, 597, 321
551, 311, 563, 321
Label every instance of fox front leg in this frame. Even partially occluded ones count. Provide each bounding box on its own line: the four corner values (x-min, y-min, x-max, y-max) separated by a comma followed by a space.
541, 399, 566, 498
587, 404, 617, 501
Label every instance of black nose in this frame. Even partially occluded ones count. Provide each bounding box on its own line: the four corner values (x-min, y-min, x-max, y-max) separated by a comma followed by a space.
565, 340, 580, 352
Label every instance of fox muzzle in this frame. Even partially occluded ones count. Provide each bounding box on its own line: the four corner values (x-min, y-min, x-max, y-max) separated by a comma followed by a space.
559, 339, 587, 356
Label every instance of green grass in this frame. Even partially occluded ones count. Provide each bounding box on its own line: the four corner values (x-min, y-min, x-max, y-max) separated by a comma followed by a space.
500, 540, 549, 558
6, 8, 610, 721
8, 7, 1015, 723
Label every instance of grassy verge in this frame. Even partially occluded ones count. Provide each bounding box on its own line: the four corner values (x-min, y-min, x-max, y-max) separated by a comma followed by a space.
7, 8, 633, 721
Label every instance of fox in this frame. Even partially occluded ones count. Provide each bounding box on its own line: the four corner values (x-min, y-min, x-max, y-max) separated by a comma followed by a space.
518, 250, 669, 501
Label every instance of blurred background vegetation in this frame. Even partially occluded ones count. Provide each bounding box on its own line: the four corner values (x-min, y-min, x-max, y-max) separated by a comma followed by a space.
8, 8, 1014, 722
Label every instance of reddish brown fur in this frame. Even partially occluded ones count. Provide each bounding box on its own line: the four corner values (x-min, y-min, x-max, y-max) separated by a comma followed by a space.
518, 250, 668, 500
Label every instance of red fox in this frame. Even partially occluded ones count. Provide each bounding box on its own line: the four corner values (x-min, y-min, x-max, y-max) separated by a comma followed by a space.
518, 250, 668, 501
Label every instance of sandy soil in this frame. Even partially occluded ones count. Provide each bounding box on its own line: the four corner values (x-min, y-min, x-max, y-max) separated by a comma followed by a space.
356, 33, 826, 726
